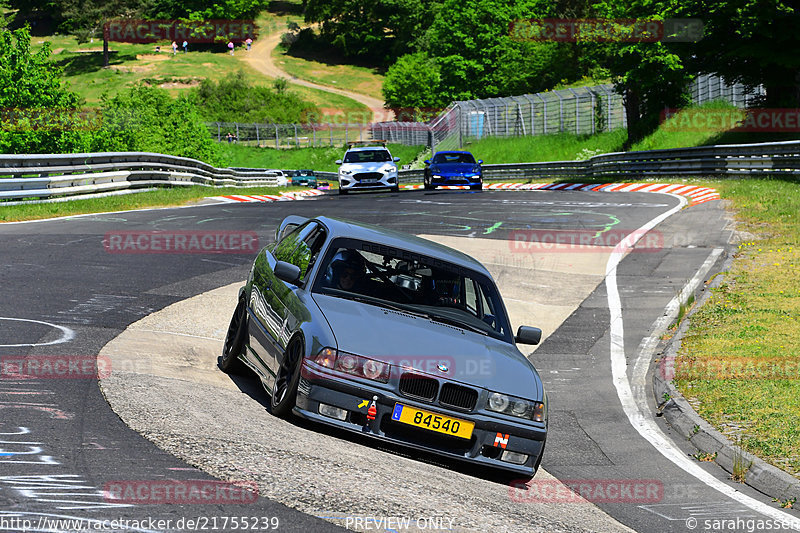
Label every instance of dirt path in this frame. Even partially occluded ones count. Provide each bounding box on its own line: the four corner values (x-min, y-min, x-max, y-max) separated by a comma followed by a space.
240, 28, 388, 119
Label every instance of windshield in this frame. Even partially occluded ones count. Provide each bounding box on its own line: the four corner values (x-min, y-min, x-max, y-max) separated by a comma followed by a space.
312, 238, 512, 342
432, 153, 476, 164
343, 150, 392, 163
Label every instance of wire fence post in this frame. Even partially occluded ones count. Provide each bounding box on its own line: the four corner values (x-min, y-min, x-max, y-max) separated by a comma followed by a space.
275, 125, 279, 149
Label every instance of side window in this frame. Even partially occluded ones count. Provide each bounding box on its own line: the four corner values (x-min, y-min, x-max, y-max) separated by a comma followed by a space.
464, 279, 478, 314
274, 222, 326, 283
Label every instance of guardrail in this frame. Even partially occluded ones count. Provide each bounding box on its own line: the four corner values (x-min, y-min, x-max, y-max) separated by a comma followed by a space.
2, 140, 799, 203
399, 140, 800, 182
0, 152, 284, 202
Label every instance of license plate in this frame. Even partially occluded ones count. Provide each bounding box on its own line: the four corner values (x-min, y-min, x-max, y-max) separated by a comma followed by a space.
391, 403, 474, 439
361, 178, 377, 183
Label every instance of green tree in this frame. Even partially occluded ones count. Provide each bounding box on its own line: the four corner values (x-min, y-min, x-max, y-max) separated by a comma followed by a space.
582, 0, 691, 145
0, 27, 93, 154
59, 0, 141, 68
667, 0, 798, 107
303, 0, 439, 62
382, 52, 446, 110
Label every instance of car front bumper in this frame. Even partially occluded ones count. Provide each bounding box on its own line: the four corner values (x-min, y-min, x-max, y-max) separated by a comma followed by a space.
430, 174, 482, 186
339, 172, 398, 191
295, 360, 546, 477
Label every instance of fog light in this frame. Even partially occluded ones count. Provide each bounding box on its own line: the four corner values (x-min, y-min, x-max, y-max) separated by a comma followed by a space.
318, 403, 347, 421
501, 450, 529, 465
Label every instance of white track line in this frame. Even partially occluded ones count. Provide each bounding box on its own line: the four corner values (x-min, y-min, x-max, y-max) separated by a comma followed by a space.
606, 194, 800, 529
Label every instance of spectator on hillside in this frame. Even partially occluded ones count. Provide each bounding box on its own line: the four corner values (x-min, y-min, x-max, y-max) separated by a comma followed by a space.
245, 37, 252, 51
182, 40, 188, 53
171, 41, 178, 55
226, 132, 234, 143
227, 41, 234, 56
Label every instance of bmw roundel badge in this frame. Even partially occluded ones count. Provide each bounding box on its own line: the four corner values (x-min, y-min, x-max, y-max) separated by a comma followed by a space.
437, 363, 449, 373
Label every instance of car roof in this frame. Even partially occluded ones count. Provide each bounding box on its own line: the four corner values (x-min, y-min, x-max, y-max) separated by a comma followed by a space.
314, 216, 490, 275
345, 146, 391, 152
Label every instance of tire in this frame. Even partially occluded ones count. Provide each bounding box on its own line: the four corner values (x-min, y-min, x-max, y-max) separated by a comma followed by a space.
470, 183, 483, 191
270, 339, 304, 417
220, 299, 248, 374
424, 182, 435, 190
338, 188, 348, 195
391, 186, 400, 193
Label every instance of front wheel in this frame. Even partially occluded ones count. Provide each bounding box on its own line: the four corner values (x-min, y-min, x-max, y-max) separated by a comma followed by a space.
338, 188, 348, 195
220, 299, 247, 374
470, 183, 483, 191
391, 185, 400, 193
270, 340, 303, 417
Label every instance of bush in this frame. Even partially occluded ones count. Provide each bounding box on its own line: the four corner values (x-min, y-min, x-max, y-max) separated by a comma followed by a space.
91, 85, 220, 165
193, 71, 320, 123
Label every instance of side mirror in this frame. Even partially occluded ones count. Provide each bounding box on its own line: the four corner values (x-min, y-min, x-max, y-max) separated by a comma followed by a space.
515, 326, 542, 345
274, 261, 301, 285
477, 159, 483, 164
424, 159, 430, 164
335, 160, 342, 165
393, 157, 400, 162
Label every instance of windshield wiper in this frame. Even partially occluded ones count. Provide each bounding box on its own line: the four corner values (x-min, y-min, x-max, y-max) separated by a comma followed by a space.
327, 291, 428, 317
427, 313, 489, 336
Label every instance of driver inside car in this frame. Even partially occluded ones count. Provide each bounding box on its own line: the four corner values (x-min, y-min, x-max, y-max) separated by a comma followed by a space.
325, 249, 367, 292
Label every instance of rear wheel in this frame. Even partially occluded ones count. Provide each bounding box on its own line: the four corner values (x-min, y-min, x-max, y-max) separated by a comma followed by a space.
270, 339, 303, 417
220, 299, 248, 374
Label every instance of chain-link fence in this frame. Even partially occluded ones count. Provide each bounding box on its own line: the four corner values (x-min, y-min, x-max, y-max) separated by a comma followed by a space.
207, 122, 376, 148
208, 74, 763, 150
689, 73, 766, 107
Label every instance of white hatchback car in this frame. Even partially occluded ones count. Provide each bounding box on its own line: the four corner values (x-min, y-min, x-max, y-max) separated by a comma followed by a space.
335, 144, 400, 195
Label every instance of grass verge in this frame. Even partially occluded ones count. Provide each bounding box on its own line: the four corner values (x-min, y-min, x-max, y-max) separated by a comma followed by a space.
0, 185, 296, 222
674, 177, 800, 479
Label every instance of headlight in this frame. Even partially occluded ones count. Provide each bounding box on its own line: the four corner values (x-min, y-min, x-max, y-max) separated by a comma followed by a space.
383, 166, 397, 173
432, 175, 442, 179
313, 348, 390, 383
487, 391, 545, 422
340, 169, 352, 175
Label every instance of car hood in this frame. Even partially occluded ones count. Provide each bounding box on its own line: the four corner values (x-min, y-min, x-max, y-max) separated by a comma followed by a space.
312, 294, 542, 399
430, 163, 480, 175
340, 162, 394, 172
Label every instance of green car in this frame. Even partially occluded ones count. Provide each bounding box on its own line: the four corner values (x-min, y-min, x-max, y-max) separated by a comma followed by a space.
291, 169, 317, 188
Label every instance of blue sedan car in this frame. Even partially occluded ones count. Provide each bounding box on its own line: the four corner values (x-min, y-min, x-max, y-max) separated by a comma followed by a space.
423, 151, 483, 190
220, 215, 547, 478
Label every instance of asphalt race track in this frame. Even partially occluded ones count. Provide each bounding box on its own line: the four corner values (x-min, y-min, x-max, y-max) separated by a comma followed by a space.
2, 188, 799, 533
